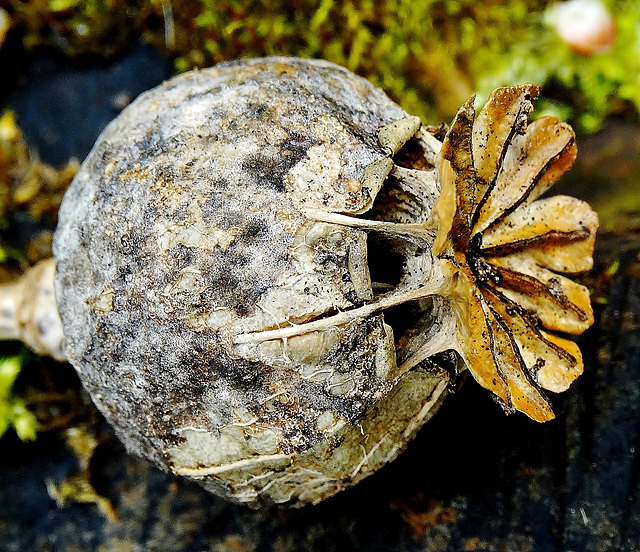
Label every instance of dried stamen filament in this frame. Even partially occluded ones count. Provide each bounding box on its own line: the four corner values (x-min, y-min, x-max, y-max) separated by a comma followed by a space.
234, 280, 443, 344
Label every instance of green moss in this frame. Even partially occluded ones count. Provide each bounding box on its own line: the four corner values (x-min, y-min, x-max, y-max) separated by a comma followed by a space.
8, 0, 151, 57
0, 356, 38, 441
4, 0, 638, 131
470, 0, 640, 133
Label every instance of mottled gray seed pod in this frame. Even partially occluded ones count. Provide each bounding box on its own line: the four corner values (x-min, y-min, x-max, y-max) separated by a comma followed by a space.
53, 57, 449, 506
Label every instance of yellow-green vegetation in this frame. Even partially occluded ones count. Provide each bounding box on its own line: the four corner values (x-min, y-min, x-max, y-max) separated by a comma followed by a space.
469, 0, 640, 133
46, 426, 118, 520
3, 0, 639, 131
0, 355, 38, 440
6, 0, 149, 57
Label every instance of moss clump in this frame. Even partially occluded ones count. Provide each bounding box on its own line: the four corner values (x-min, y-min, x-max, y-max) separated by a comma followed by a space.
3, 0, 638, 132
469, 0, 640, 133
0, 356, 38, 440
6, 0, 150, 57
46, 425, 118, 520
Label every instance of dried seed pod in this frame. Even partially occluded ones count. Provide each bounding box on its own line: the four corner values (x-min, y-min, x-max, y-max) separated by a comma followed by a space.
46, 57, 596, 506
52, 57, 449, 506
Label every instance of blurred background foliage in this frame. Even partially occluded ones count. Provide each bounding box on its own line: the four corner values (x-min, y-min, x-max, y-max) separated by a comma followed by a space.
0, 355, 38, 440
1, 0, 639, 133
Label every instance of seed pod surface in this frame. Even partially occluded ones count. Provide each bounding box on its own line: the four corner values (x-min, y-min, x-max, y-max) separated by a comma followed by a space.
53, 57, 449, 506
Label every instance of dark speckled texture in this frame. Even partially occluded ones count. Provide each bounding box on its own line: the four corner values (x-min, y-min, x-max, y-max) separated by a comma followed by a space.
53, 57, 448, 506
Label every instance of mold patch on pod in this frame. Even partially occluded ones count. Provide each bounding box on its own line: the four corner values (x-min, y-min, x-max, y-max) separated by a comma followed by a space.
53, 57, 449, 506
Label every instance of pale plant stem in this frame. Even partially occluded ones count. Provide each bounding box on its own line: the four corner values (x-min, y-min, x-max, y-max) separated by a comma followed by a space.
0, 279, 24, 341
0, 258, 65, 360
